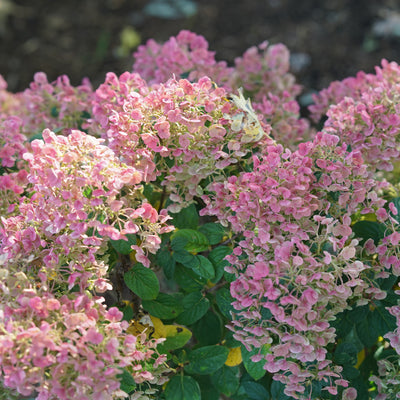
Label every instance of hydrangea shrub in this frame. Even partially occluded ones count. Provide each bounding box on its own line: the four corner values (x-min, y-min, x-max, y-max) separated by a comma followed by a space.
1, 30, 400, 400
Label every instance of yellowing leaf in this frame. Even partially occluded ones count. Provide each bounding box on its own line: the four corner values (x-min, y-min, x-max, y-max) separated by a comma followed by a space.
355, 348, 365, 369
150, 315, 167, 338
157, 324, 192, 352
225, 346, 242, 366
126, 319, 154, 337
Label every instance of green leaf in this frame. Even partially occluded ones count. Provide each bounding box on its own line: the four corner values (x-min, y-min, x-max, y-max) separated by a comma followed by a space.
110, 234, 137, 255
176, 292, 210, 325
156, 245, 176, 280
123, 264, 159, 300
174, 263, 207, 292
164, 375, 201, 400
270, 380, 291, 400
82, 185, 93, 199
120, 302, 134, 322
356, 301, 396, 347
171, 228, 210, 253
157, 324, 192, 353
170, 203, 199, 229
352, 220, 386, 246
355, 317, 376, 348
211, 365, 240, 396
370, 301, 397, 335
142, 293, 184, 320
174, 253, 215, 279
185, 345, 229, 375
216, 287, 236, 319
241, 345, 269, 380
198, 222, 226, 245
208, 246, 232, 284
117, 368, 136, 394
196, 375, 220, 400
240, 381, 270, 400
192, 255, 215, 279
389, 197, 400, 224
193, 311, 223, 346
334, 342, 358, 365
173, 249, 197, 265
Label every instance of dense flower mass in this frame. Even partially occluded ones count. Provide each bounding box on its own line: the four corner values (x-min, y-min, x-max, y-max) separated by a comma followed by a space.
201, 129, 393, 397
90, 72, 277, 211
1, 30, 400, 400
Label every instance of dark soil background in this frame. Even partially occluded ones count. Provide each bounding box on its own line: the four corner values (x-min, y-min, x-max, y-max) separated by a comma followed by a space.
2, 0, 400, 98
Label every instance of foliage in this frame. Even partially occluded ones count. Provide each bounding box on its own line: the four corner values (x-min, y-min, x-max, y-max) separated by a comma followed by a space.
1, 29, 400, 400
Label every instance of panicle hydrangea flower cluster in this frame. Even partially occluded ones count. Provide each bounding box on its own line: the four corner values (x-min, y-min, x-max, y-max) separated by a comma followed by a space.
132, 30, 233, 87
0, 267, 167, 400
0, 122, 173, 397
91, 71, 276, 212
201, 128, 396, 397
132, 31, 312, 147
309, 59, 400, 123
0, 115, 29, 207
319, 70, 400, 172
0, 75, 22, 117
1, 128, 172, 287
13, 72, 93, 136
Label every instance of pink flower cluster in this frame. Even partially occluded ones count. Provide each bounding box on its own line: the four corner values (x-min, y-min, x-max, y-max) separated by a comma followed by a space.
0, 115, 29, 206
90, 71, 276, 211
0, 124, 172, 397
309, 59, 400, 122
0, 276, 167, 400
0, 72, 93, 137
2, 28, 400, 400
1, 128, 172, 289
201, 127, 393, 397
132, 30, 233, 87
133, 31, 312, 147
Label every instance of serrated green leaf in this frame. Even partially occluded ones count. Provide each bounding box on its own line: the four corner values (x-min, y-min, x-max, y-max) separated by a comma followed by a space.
370, 301, 397, 335
209, 246, 232, 284
123, 264, 159, 300
164, 375, 201, 400
170, 203, 199, 229
193, 311, 222, 346
240, 381, 270, 400
352, 220, 386, 246
241, 345, 269, 380
334, 342, 358, 365
198, 222, 226, 245
176, 292, 210, 325
211, 365, 240, 396
270, 380, 291, 400
117, 368, 136, 393
355, 317, 376, 347
142, 293, 184, 320
356, 302, 396, 348
171, 228, 210, 253
216, 287, 236, 319
185, 345, 229, 375
156, 245, 176, 280
192, 255, 215, 279
173, 252, 214, 279
110, 233, 137, 255
120, 302, 134, 322
173, 249, 198, 265
196, 375, 220, 400
174, 263, 207, 292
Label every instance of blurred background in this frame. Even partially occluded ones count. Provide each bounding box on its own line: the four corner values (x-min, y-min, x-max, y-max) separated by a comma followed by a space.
1, 0, 400, 95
